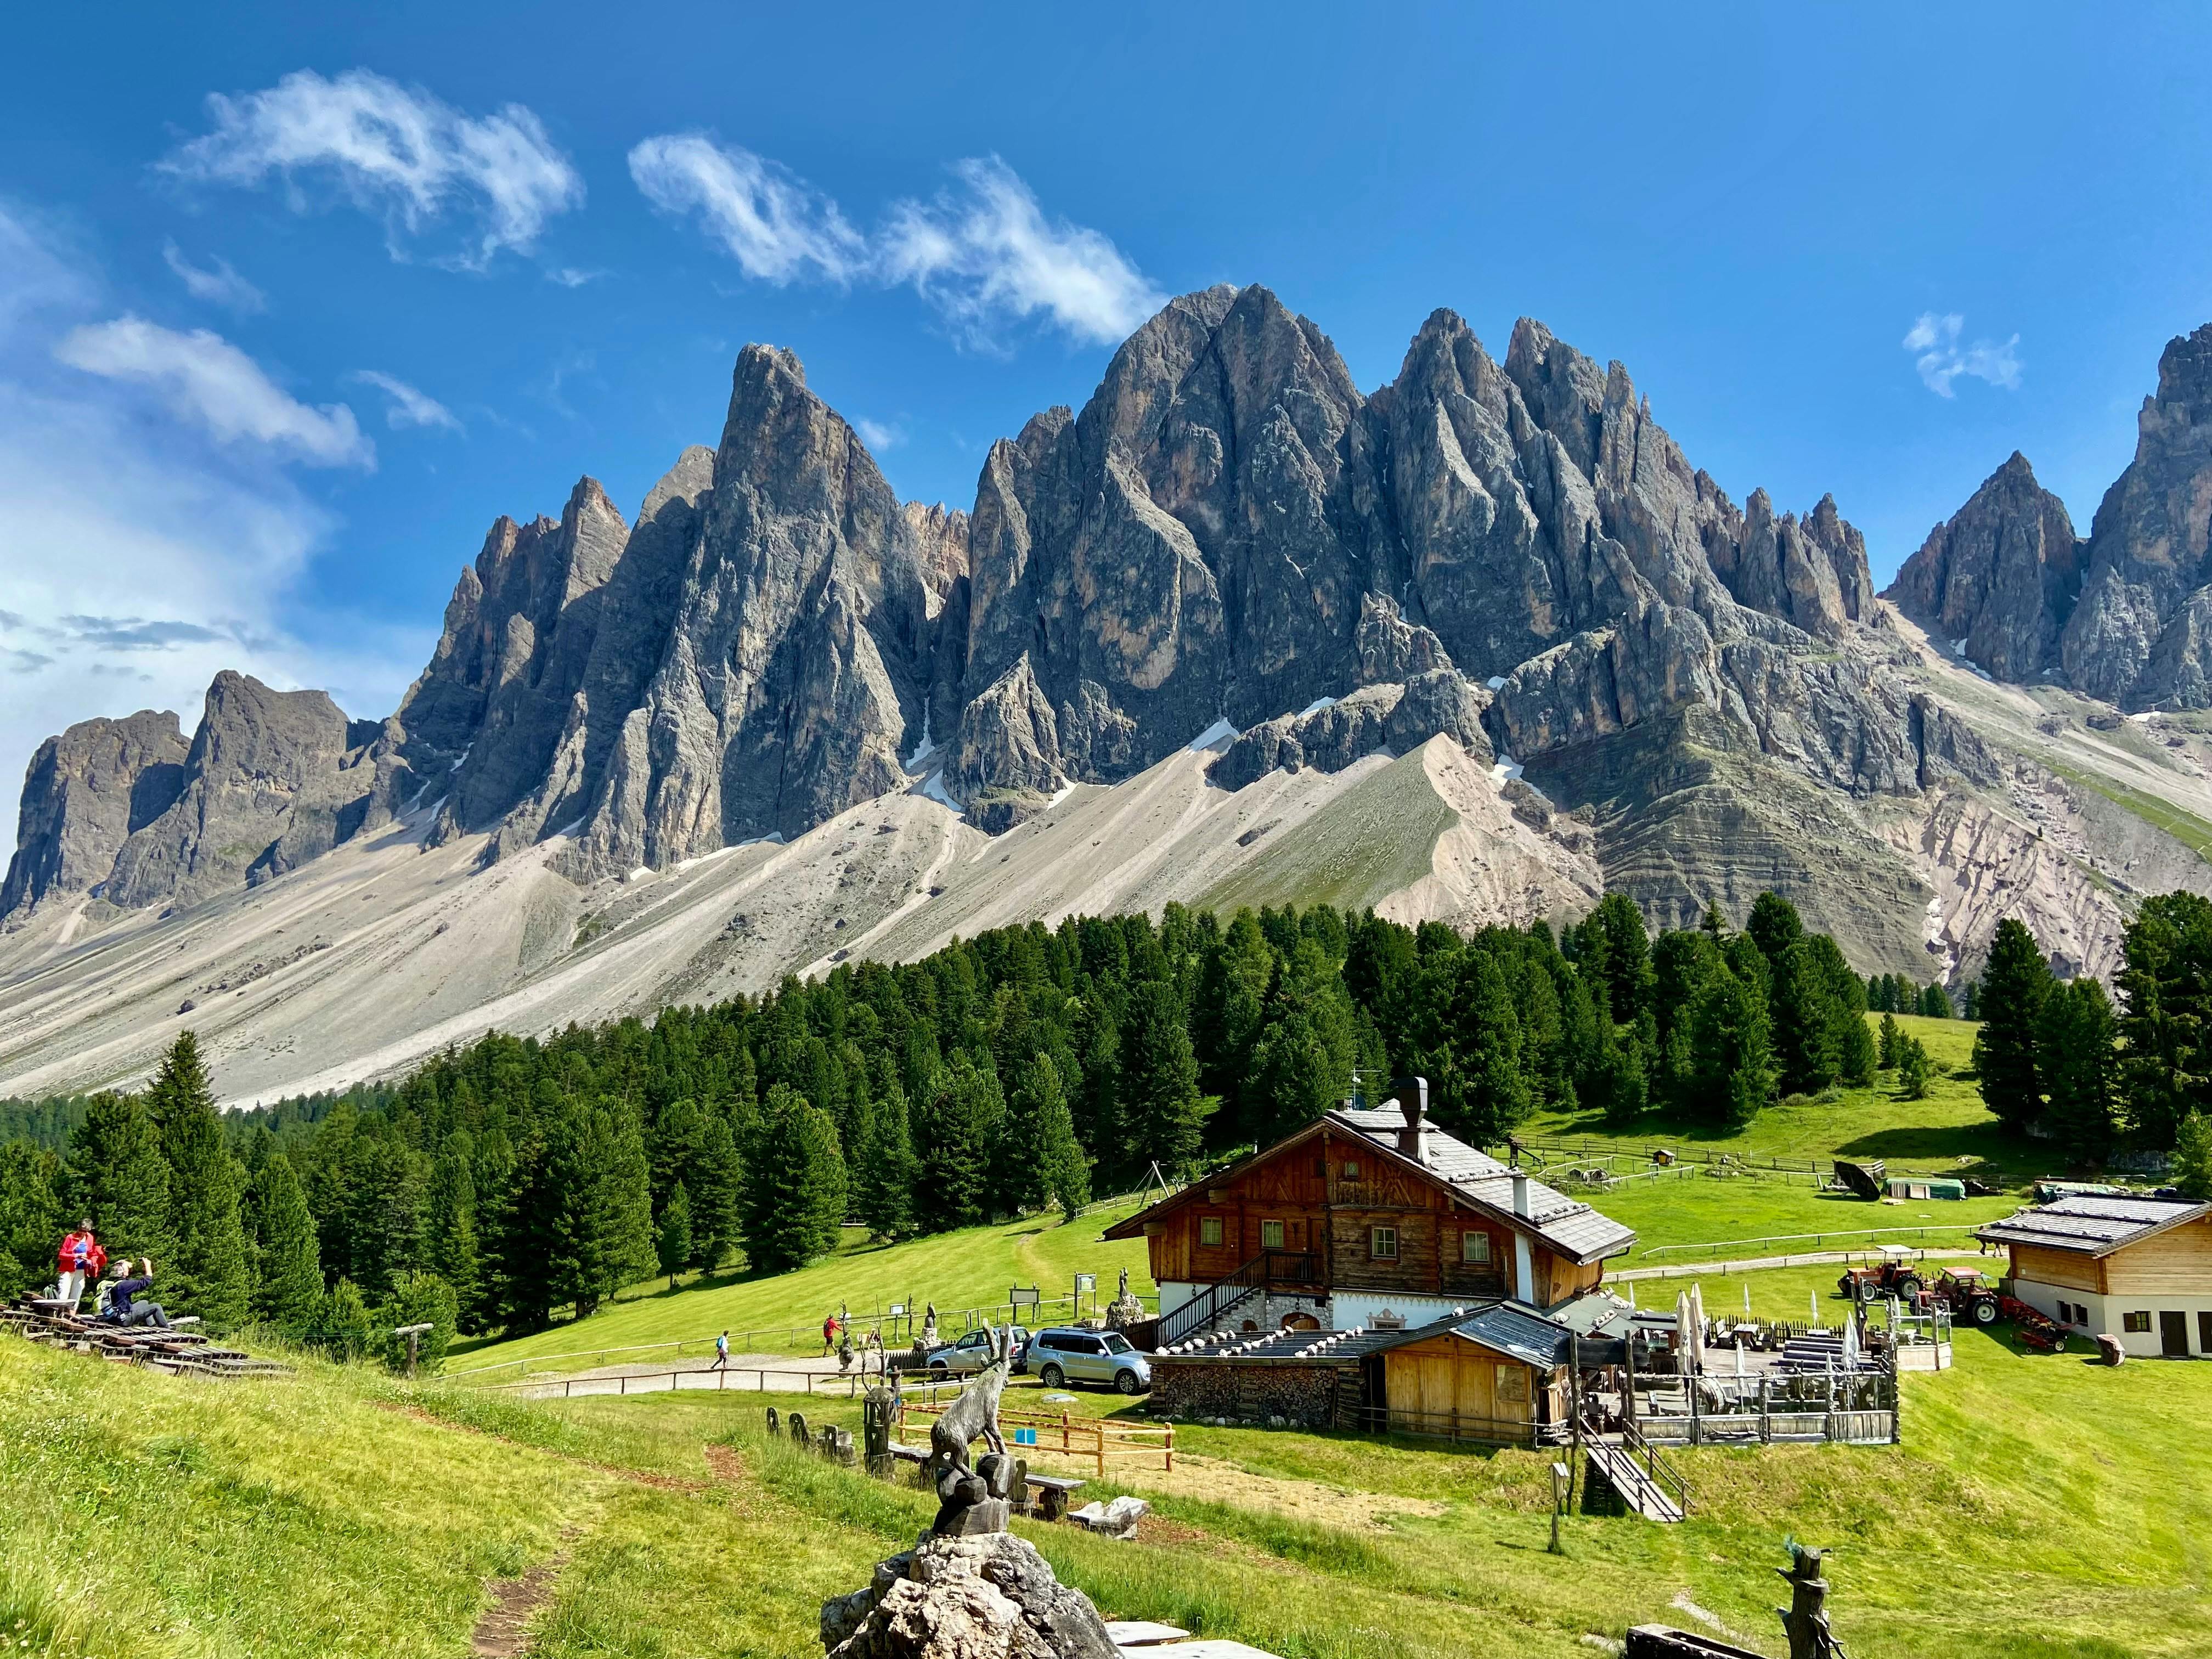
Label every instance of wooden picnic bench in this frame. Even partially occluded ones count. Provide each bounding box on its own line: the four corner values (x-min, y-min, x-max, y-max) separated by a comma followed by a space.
1025, 1473, 1085, 1522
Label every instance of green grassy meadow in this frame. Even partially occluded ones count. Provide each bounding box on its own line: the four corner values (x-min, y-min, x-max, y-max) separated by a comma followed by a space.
449, 1197, 1160, 1376
5, 1288, 2207, 1659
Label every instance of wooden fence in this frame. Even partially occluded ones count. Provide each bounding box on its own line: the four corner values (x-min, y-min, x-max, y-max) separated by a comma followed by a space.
476, 1364, 870, 1399
896, 1397, 1174, 1476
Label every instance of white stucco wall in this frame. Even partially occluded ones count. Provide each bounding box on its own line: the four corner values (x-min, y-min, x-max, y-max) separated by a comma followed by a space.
2012, 1278, 2212, 1358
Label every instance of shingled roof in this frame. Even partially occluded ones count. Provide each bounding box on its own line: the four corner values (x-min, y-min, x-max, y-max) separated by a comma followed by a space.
1103, 1104, 1635, 1265
1327, 1107, 1637, 1263
1976, 1192, 2210, 1257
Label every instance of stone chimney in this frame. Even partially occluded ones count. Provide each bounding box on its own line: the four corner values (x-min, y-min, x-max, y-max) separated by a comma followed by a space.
1395, 1077, 1427, 1162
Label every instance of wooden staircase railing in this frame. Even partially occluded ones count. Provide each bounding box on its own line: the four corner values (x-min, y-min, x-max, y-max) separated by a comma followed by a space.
1156, 1251, 1319, 1348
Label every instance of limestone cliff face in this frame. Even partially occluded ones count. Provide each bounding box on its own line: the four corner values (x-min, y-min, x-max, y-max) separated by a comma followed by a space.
1884, 452, 2084, 682
0, 711, 189, 917
2063, 323, 2212, 707
558, 345, 938, 870
402, 476, 631, 839
104, 673, 382, 911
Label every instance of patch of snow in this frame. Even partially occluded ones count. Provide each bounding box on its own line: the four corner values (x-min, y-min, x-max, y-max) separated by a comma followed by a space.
732, 832, 785, 848
673, 845, 742, 871
904, 710, 938, 770
551, 816, 588, 839
449, 744, 472, 772
2129, 710, 2158, 723
1187, 717, 1239, 752
1047, 782, 1077, 808
916, 770, 963, 811
1950, 637, 1970, 656
1491, 754, 1525, 785
1297, 696, 1337, 718
1486, 675, 1508, 691
624, 866, 656, 883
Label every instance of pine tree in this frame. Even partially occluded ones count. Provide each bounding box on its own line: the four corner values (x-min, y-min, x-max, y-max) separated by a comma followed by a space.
738, 1086, 848, 1273
245, 1153, 324, 1333
1688, 968, 1775, 1125
320, 1277, 373, 1361
2114, 891, 2212, 1148
147, 1032, 251, 1331
63, 1092, 172, 1263
1007, 1054, 1091, 1221
2174, 1111, 2212, 1201
1918, 983, 1954, 1019
1116, 980, 1213, 1177
656, 1180, 693, 1290
690, 1112, 747, 1266
1973, 919, 2052, 1130
419, 1135, 481, 1329
0, 1143, 63, 1301
1746, 891, 1805, 967
2039, 977, 2119, 1161
1453, 950, 1533, 1142
914, 1057, 991, 1229
1877, 1012, 1902, 1070
1249, 1005, 1335, 1146
1771, 941, 1842, 1094
546, 1102, 655, 1319
1897, 1037, 1931, 1100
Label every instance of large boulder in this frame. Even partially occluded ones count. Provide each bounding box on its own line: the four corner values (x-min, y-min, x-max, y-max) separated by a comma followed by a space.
820, 1533, 1119, 1659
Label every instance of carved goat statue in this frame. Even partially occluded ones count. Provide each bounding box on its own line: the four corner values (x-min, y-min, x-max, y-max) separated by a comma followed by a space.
928, 1322, 1009, 1479
926, 1323, 1017, 1535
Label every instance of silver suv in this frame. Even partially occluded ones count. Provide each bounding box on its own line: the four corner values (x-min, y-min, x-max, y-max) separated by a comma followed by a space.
1026, 1327, 1150, 1394
924, 1325, 1031, 1376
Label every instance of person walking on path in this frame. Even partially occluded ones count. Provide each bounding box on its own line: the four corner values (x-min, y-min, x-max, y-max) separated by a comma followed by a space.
54, 1220, 106, 1311
821, 1310, 841, 1356
712, 1330, 730, 1371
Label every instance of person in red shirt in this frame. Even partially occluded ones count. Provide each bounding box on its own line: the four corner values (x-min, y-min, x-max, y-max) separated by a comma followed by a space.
54, 1220, 106, 1312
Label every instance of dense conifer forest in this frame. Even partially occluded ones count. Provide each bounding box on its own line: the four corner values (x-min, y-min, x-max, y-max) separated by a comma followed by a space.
5, 890, 2209, 1350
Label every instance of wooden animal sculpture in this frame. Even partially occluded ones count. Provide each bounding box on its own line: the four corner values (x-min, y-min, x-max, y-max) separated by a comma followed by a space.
929, 1323, 1009, 1479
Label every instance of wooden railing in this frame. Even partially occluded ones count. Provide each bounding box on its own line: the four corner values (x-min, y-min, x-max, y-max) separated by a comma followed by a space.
1615, 1420, 1692, 1517
897, 1397, 1174, 1475
1157, 1251, 1319, 1348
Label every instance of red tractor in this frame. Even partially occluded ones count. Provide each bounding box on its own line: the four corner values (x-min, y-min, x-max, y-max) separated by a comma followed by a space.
1929, 1266, 2000, 1328
1837, 1246, 1928, 1306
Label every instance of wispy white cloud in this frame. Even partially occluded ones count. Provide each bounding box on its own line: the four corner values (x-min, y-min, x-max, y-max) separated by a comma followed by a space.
161, 240, 266, 313
0, 204, 426, 778
628, 137, 1159, 348
544, 266, 603, 289
160, 69, 584, 271
629, 134, 865, 284
1904, 312, 2022, 398
854, 417, 904, 452
881, 157, 1161, 347
54, 316, 372, 466
347, 368, 461, 432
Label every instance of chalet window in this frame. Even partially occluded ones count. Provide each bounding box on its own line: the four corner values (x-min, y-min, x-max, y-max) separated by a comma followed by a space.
1260, 1220, 1285, 1250
1342, 1160, 1361, 1178
1199, 1217, 1224, 1248
2123, 1310, 2151, 1334
1460, 1231, 1492, 1265
1369, 1226, 1398, 1260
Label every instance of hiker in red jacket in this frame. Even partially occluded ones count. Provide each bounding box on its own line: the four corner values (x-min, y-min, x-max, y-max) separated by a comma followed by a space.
54, 1220, 106, 1311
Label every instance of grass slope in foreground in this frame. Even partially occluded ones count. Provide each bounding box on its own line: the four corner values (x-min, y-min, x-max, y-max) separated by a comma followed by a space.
6, 1296, 2209, 1659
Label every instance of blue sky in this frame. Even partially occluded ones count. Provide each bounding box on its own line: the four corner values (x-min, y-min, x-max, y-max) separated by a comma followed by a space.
4, 4, 2210, 776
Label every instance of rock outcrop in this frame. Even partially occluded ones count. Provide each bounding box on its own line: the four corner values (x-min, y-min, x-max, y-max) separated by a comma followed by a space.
2063, 323, 2212, 707
0, 710, 189, 917
103, 673, 382, 912
1884, 452, 2084, 682
820, 1533, 1118, 1659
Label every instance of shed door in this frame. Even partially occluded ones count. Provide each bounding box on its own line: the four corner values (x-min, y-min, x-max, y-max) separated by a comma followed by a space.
2160, 1311, 2191, 1357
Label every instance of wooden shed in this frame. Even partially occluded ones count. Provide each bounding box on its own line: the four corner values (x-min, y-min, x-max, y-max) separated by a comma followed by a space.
1978, 1193, 2212, 1358
1373, 1302, 1572, 1439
